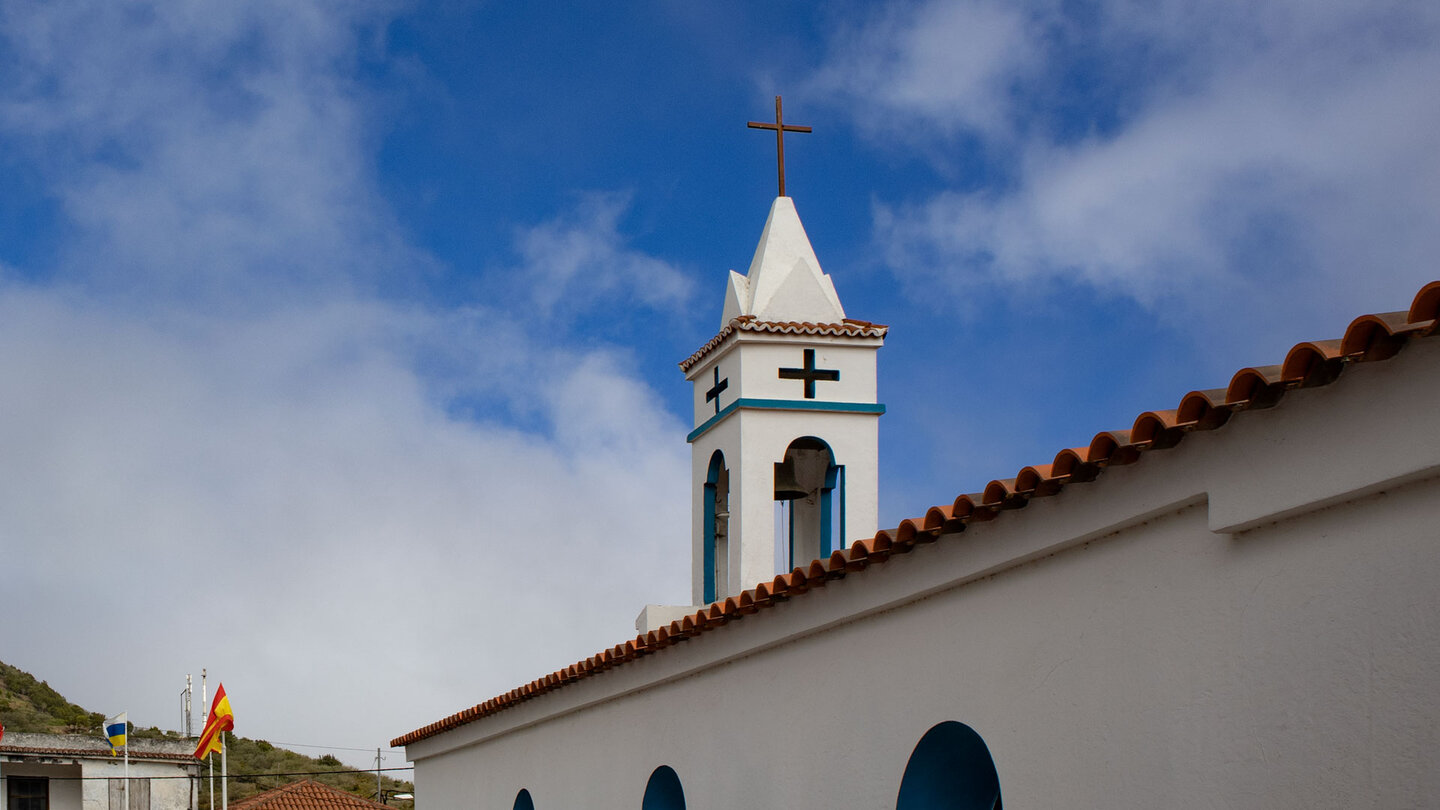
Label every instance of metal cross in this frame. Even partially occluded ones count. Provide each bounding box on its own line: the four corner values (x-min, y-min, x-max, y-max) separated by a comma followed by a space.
778, 349, 839, 399
705, 367, 729, 414
747, 95, 812, 198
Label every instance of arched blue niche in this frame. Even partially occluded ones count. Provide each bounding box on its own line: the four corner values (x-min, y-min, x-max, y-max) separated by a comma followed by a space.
703, 450, 728, 603
776, 436, 842, 569
512, 788, 535, 810
895, 721, 1002, 810
641, 765, 686, 810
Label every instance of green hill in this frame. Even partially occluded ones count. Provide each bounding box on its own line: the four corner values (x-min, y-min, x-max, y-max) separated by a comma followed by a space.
0, 661, 412, 808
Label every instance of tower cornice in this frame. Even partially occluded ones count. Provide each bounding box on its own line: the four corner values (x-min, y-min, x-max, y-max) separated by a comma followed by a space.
679, 316, 888, 375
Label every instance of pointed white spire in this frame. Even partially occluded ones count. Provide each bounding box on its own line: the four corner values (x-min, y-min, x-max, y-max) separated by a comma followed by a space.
721, 197, 846, 329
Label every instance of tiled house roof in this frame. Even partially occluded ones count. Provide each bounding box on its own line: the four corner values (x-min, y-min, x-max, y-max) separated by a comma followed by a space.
228, 780, 391, 810
678, 316, 888, 372
0, 733, 195, 764
0, 744, 193, 763
393, 280, 1440, 749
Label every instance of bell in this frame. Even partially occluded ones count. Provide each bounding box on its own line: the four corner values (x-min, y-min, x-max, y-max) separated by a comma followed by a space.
773, 459, 807, 501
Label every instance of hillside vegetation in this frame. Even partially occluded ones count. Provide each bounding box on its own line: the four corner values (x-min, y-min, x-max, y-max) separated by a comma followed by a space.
0, 661, 412, 808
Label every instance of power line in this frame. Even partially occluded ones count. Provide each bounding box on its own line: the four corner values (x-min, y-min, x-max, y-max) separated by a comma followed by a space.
263, 741, 408, 754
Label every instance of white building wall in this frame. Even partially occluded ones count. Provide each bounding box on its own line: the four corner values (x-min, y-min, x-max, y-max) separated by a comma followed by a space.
415, 331, 1440, 809
414, 478, 1440, 809
2, 735, 197, 810
687, 336, 881, 430
687, 333, 883, 604
2, 756, 193, 810
689, 405, 879, 603
80, 758, 194, 810
1, 763, 82, 810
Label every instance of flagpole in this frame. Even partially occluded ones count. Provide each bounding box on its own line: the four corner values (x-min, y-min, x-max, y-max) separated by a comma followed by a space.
124, 742, 130, 810
221, 731, 228, 810
203, 669, 212, 810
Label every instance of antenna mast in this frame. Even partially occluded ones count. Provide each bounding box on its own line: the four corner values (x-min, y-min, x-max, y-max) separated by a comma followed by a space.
181, 674, 193, 737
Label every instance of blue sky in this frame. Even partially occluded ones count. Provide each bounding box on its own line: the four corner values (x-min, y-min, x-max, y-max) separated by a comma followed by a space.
2, 0, 1437, 769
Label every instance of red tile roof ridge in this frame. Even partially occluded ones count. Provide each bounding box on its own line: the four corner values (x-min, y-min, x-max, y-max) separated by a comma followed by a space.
229, 779, 392, 810
392, 279, 1440, 750
678, 317, 889, 372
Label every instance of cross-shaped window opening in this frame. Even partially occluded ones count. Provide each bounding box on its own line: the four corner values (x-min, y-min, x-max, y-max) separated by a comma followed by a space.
778, 348, 840, 399
705, 367, 729, 414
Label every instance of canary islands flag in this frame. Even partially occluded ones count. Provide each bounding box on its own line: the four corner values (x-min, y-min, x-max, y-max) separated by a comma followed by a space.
105, 713, 128, 755
193, 684, 234, 759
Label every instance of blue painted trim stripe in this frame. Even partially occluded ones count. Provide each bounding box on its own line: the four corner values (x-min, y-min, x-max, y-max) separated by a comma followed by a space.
687, 398, 886, 443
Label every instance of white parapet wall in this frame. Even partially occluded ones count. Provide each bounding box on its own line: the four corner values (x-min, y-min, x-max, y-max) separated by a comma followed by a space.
405, 338, 1440, 808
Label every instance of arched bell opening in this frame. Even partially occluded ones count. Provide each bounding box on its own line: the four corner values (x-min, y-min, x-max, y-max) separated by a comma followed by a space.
895, 721, 1002, 810
773, 436, 841, 572
703, 450, 730, 603
640, 765, 686, 810
513, 788, 535, 810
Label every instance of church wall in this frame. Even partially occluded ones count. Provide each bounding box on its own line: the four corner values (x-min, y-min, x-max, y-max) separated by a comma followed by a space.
414, 474, 1440, 808
412, 339, 1440, 808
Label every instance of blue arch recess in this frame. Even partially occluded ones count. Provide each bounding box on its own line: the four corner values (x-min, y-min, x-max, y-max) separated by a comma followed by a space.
641, 765, 686, 810
785, 436, 841, 561
703, 450, 725, 604
822, 453, 841, 559
513, 788, 535, 810
895, 721, 1002, 810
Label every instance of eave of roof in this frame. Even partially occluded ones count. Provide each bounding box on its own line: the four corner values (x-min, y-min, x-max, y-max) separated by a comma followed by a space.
0, 744, 195, 764
393, 280, 1440, 749
678, 316, 889, 373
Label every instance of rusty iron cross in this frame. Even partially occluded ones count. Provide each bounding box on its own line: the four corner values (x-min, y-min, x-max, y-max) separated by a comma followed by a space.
748, 95, 812, 197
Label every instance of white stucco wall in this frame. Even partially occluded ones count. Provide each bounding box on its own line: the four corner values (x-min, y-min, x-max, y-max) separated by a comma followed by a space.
78, 756, 194, 810
1, 736, 196, 810
410, 339, 1440, 808
686, 334, 881, 430
686, 331, 883, 605
689, 407, 880, 603
0, 763, 83, 810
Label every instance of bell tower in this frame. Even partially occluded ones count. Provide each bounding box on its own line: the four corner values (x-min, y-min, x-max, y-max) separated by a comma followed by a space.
679, 196, 886, 605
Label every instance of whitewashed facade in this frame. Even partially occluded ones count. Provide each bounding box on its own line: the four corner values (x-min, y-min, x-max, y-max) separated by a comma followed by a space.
395, 199, 1440, 809
1, 733, 198, 810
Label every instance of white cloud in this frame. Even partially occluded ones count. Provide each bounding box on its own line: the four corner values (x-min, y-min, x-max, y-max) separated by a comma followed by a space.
0, 0, 415, 304
0, 285, 692, 755
807, 0, 1042, 140
511, 190, 693, 319
818, 0, 1440, 344
0, 0, 691, 766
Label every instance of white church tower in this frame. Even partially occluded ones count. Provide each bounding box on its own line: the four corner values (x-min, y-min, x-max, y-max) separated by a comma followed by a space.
678, 196, 887, 605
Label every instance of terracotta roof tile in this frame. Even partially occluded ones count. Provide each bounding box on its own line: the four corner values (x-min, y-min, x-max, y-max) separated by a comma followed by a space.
228, 780, 391, 810
392, 279, 1440, 750
1409, 281, 1440, 322
678, 317, 888, 372
0, 744, 193, 763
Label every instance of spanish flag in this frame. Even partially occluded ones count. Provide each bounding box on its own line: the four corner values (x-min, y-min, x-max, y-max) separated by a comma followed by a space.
192, 684, 234, 759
